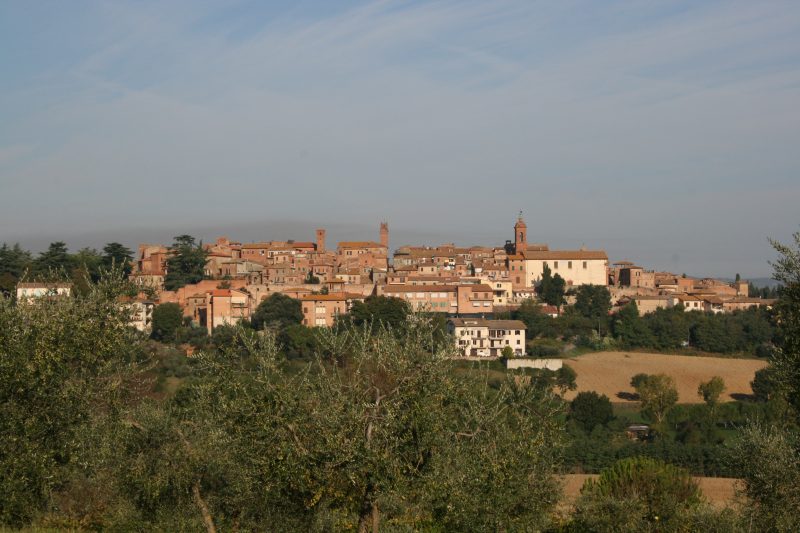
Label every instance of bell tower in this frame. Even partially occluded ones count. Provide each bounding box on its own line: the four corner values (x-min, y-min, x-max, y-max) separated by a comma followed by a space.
316, 228, 326, 253
514, 212, 527, 253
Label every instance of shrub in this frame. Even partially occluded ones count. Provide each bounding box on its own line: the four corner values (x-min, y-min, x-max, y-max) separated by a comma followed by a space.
574, 457, 703, 530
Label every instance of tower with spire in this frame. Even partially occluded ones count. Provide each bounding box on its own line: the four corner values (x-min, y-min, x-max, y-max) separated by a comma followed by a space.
514, 211, 527, 253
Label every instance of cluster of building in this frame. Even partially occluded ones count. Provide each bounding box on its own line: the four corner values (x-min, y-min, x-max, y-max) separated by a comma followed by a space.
124, 215, 614, 355
15, 214, 776, 357
608, 263, 775, 315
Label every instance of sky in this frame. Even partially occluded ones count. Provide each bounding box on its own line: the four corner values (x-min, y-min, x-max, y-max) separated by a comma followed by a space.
1, 0, 799, 278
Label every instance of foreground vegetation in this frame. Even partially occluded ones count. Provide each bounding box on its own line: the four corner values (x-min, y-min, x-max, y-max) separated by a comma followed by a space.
2, 232, 800, 531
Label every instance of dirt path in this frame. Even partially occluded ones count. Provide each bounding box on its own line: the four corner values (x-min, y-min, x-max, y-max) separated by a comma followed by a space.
563, 351, 767, 403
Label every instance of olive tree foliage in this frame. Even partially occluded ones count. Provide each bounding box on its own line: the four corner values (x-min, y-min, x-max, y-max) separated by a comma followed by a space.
769, 231, 800, 412
0, 268, 143, 527
729, 424, 800, 533
105, 315, 565, 532
725, 233, 800, 533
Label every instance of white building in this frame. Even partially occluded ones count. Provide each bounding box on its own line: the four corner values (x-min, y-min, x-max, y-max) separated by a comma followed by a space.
448, 318, 526, 357
514, 250, 608, 287
126, 298, 155, 333
15, 282, 72, 302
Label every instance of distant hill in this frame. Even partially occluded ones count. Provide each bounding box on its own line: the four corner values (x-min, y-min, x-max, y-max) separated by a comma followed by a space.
716, 277, 780, 288
747, 277, 781, 289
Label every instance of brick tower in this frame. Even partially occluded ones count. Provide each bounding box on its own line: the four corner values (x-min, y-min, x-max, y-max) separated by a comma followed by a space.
316, 228, 326, 253
380, 221, 389, 248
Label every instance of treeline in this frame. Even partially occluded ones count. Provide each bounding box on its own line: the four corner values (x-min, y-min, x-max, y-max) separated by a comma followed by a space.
505, 289, 775, 356
0, 235, 212, 295
611, 303, 774, 355
0, 240, 134, 294
564, 393, 794, 477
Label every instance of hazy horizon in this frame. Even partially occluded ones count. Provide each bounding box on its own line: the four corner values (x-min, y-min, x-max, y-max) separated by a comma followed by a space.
2, 1, 799, 278
0, 215, 785, 281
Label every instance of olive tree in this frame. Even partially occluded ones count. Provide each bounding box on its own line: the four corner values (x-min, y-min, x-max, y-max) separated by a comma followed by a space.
0, 271, 142, 527
108, 315, 565, 532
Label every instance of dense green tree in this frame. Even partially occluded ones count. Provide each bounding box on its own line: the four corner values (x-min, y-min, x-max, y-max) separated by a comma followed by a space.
573, 284, 611, 333
569, 391, 614, 433
538, 264, 566, 308
0, 272, 141, 526
277, 323, 319, 360
151, 303, 184, 342
749, 282, 779, 299
71, 247, 104, 292
33, 241, 73, 275
0, 243, 32, 294
752, 365, 781, 402
304, 271, 320, 284
522, 365, 577, 395
102, 242, 134, 275
514, 299, 557, 338
347, 295, 410, 331
611, 301, 654, 348
250, 293, 303, 331
164, 235, 208, 291
642, 306, 691, 350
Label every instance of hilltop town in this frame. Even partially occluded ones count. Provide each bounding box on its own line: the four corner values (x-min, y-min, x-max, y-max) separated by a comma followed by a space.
38, 214, 762, 351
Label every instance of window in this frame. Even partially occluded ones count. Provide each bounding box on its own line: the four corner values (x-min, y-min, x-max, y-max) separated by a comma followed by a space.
517, 340, 521, 345
315, 307, 325, 314
473, 303, 479, 307
315, 318, 326, 326
554, 261, 559, 269
568, 261, 572, 269
583, 261, 587, 269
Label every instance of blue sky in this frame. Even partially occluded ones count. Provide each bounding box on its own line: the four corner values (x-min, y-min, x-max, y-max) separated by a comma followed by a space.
1, 0, 799, 277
